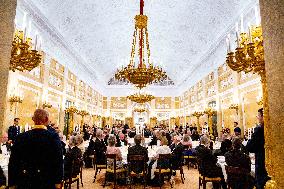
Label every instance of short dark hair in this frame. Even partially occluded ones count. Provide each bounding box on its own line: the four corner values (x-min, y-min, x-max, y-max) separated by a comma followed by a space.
232, 137, 242, 150
234, 122, 238, 125
258, 108, 263, 117
14, 118, 20, 122
134, 134, 142, 145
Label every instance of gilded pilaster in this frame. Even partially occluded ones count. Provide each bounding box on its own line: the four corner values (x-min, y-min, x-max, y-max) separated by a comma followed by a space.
0, 0, 17, 133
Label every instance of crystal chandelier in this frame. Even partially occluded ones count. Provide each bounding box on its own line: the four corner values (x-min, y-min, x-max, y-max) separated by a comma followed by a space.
10, 29, 42, 72
127, 90, 155, 104
115, 0, 167, 89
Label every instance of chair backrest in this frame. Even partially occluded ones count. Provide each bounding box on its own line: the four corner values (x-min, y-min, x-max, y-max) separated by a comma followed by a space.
128, 155, 146, 174
157, 154, 171, 170
225, 165, 250, 188
106, 153, 117, 173
70, 157, 83, 178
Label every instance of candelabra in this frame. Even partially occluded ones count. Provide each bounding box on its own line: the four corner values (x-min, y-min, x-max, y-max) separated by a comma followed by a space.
115, 0, 167, 89
229, 104, 239, 114
42, 101, 52, 109
204, 107, 216, 134
127, 91, 155, 104
10, 29, 42, 72
9, 95, 23, 113
192, 111, 204, 132
65, 106, 78, 136
226, 23, 276, 186
77, 110, 89, 127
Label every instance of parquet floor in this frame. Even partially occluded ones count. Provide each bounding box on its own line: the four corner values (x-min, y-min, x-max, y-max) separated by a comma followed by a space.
73, 166, 213, 189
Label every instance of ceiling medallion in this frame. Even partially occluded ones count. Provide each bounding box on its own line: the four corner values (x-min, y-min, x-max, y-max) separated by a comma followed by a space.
115, 0, 167, 89
127, 91, 155, 104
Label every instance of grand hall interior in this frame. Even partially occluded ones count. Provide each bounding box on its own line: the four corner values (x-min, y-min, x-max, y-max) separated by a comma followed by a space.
0, 0, 283, 188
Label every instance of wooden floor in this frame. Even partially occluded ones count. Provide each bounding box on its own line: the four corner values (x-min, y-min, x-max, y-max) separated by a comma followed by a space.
73, 166, 213, 189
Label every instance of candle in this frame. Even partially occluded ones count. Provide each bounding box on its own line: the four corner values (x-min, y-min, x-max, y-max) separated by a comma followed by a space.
22, 12, 27, 31
228, 34, 231, 52
35, 33, 38, 50
254, 6, 260, 25
240, 14, 244, 32
28, 20, 32, 38
235, 22, 239, 33
248, 23, 252, 43
236, 32, 239, 47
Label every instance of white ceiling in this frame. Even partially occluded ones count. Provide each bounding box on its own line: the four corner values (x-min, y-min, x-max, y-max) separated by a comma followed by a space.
26, 0, 257, 91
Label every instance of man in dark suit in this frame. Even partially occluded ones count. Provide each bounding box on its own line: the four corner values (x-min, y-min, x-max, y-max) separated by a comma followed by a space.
225, 138, 254, 189
8, 109, 63, 189
171, 136, 184, 170
196, 136, 227, 189
93, 129, 107, 165
128, 134, 149, 174
8, 118, 21, 143
246, 108, 270, 189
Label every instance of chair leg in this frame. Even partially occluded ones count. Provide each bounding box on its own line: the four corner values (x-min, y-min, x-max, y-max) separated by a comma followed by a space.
103, 172, 107, 188
93, 168, 98, 183
180, 168, 184, 183
159, 173, 162, 189
202, 180, 206, 189
77, 180, 80, 189
114, 174, 116, 189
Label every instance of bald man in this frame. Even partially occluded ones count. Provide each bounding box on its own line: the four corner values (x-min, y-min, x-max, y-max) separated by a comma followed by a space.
8, 109, 63, 189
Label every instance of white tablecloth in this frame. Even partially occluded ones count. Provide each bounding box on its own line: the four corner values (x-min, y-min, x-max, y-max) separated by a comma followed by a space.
119, 146, 157, 164
127, 138, 152, 145
192, 141, 221, 150
0, 154, 9, 185
217, 156, 255, 180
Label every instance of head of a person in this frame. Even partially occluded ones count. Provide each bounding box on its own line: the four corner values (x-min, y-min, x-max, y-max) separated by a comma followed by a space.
233, 122, 238, 127
257, 108, 264, 125
232, 137, 242, 150
108, 134, 116, 147
96, 129, 103, 139
204, 122, 207, 125
234, 127, 241, 136
1, 133, 8, 143
160, 136, 168, 146
174, 135, 181, 144
182, 135, 190, 143
74, 135, 83, 146
200, 135, 209, 147
14, 118, 20, 126
32, 109, 49, 126
134, 134, 142, 145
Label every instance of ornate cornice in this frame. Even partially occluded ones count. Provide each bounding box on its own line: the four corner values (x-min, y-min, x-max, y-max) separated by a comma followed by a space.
17, 0, 104, 92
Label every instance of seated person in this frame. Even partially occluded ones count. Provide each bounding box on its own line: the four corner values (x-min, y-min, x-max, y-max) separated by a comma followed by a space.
149, 130, 158, 146
106, 135, 125, 170
191, 129, 200, 141
181, 134, 192, 149
170, 136, 184, 171
64, 135, 83, 179
196, 136, 227, 189
94, 129, 107, 165
215, 139, 232, 156
127, 134, 149, 174
149, 137, 171, 180
225, 138, 254, 189
59, 133, 66, 155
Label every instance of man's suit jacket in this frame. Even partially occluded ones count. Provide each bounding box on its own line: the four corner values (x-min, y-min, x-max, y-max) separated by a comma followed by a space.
8, 128, 63, 189
127, 145, 149, 173
94, 138, 107, 165
246, 125, 269, 187
195, 144, 223, 177
64, 146, 82, 179
225, 149, 251, 171
171, 142, 184, 169
8, 125, 21, 142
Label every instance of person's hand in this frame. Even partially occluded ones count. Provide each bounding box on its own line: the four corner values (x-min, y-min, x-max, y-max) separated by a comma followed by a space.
55, 183, 62, 189
7, 140, 13, 144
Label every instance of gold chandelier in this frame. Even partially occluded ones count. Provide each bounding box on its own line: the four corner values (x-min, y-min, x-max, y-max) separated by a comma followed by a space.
133, 103, 146, 113
115, 0, 167, 89
127, 91, 155, 104
10, 29, 42, 72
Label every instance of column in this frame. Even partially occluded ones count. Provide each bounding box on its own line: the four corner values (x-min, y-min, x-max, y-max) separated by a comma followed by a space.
0, 0, 17, 133
259, 0, 284, 188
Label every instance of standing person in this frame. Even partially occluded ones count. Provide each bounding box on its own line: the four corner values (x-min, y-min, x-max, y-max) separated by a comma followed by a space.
246, 108, 270, 189
8, 109, 63, 189
8, 118, 21, 143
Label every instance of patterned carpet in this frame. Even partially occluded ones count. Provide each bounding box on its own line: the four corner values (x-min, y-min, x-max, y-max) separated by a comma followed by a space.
72, 166, 213, 189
